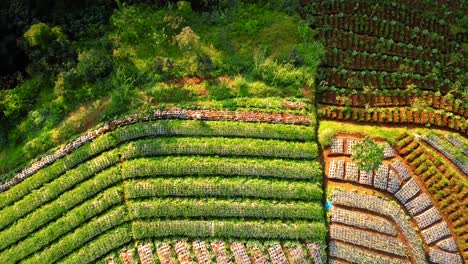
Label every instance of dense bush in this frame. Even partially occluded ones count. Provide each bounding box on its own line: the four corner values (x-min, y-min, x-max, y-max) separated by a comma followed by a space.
76, 49, 113, 82
23, 23, 75, 73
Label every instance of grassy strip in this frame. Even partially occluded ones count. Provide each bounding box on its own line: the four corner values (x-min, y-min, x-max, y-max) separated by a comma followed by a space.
0, 166, 121, 251
113, 120, 316, 142
125, 177, 322, 202
318, 120, 427, 147
0, 151, 119, 231
59, 225, 133, 264
122, 137, 318, 160
128, 198, 324, 221
23, 206, 128, 264
122, 157, 322, 181
132, 220, 326, 241
0, 187, 123, 263
0, 133, 117, 209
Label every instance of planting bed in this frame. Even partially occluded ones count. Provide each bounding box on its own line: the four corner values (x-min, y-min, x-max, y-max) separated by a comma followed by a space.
102, 240, 322, 264
304, 0, 467, 133
0, 115, 326, 264
324, 133, 464, 263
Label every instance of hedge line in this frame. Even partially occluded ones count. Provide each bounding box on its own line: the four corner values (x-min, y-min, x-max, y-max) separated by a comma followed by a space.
128, 198, 324, 221
122, 137, 318, 160
0, 166, 121, 248
132, 220, 327, 241
122, 157, 322, 181
22, 206, 128, 264
0, 187, 123, 263
125, 177, 322, 201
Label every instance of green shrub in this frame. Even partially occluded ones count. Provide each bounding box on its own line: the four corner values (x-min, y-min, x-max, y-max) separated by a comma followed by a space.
174, 26, 200, 50
177, 1, 192, 15
76, 49, 113, 82
24, 23, 67, 48
319, 128, 336, 147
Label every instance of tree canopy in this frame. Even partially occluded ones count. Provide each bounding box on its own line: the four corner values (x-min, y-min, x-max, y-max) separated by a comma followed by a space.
351, 137, 384, 173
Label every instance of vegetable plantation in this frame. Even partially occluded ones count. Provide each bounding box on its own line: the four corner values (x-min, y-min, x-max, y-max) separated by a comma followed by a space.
0, 119, 325, 264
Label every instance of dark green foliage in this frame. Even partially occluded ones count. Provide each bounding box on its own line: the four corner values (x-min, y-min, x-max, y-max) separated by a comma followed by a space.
351, 137, 385, 172
76, 49, 113, 82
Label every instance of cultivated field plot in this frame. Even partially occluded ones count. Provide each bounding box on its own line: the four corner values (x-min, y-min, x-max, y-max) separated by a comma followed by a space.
0, 113, 326, 264
304, 0, 467, 134
103, 240, 323, 264
325, 134, 464, 264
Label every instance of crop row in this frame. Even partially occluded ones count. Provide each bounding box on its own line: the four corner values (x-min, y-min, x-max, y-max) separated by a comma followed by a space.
125, 177, 322, 202
313, 14, 452, 51
319, 105, 466, 134
0, 150, 119, 229
187, 97, 312, 111
0, 120, 315, 208
305, 0, 453, 36
421, 134, 468, 175
122, 137, 318, 160
1, 116, 314, 193
0, 187, 123, 263
7, 205, 127, 264
331, 190, 427, 263
329, 240, 410, 264
122, 157, 323, 181
322, 48, 461, 77
0, 167, 121, 249
132, 220, 327, 241
331, 207, 397, 236
318, 92, 466, 117
318, 68, 456, 93
330, 224, 408, 256
317, 28, 459, 64
0, 134, 118, 208
113, 120, 316, 143
396, 135, 467, 237
0, 136, 318, 232
54, 225, 132, 264
128, 198, 324, 221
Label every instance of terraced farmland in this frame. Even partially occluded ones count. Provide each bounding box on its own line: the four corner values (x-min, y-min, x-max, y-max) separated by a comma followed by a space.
324, 134, 464, 263
304, 0, 467, 134
0, 0, 467, 263
0, 114, 326, 263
